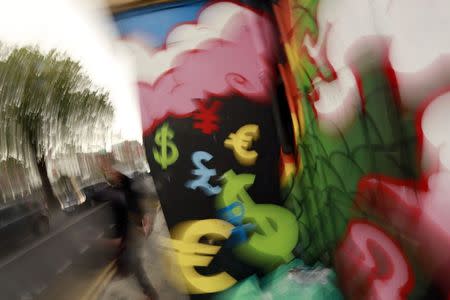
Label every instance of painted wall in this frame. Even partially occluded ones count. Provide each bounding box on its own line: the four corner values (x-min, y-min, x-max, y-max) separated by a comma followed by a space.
114, 1, 304, 298
115, 0, 450, 298
273, 0, 450, 298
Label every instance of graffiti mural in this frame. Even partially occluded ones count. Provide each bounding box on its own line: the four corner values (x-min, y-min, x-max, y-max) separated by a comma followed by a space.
115, 1, 301, 298
115, 0, 450, 298
273, 0, 450, 298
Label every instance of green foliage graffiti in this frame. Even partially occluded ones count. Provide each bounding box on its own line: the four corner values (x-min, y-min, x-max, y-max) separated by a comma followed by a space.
284, 65, 418, 265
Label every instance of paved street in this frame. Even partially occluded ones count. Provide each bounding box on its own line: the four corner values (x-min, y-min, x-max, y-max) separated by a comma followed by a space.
0, 190, 188, 300
0, 202, 117, 300
99, 206, 189, 300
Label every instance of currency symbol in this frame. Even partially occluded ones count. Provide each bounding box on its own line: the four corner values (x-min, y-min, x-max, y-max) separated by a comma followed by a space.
216, 170, 299, 272
224, 124, 259, 166
228, 223, 256, 248
217, 201, 245, 225
152, 123, 179, 170
185, 151, 222, 196
161, 219, 236, 294
193, 101, 222, 134
217, 202, 256, 247
193, 100, 222, 135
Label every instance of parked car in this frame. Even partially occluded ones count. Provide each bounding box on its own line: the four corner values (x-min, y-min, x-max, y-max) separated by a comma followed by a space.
0, 191, 50, 238
81, 180, 111, 205
53, 176, 86, 214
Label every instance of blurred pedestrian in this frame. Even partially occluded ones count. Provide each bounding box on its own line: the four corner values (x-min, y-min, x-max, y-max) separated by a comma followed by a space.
103, 160, 159, 300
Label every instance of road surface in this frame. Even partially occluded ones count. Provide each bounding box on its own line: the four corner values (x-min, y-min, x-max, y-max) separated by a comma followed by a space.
0, 202, 117, 300
99, 206, 189, 300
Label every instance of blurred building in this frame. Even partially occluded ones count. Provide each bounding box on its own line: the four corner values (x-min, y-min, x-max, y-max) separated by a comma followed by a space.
47, 151, 112, 186
111, 140, 149, 174
46, 140, 148, 188
77, 151, 112, 183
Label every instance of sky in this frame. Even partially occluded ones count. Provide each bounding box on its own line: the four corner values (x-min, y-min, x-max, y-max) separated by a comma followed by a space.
0, 0, 142, 148
113, 0, 205, 48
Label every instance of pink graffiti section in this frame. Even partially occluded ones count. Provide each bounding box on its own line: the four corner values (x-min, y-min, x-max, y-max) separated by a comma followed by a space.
356, 173, 450, 295
335, 221, 413, 300
351, 92, 450, 296
138, 4, 275, 134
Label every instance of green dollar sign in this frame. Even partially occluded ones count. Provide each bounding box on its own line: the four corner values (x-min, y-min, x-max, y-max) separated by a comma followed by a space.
216, 170, 299, 272
153, 123, 179, 170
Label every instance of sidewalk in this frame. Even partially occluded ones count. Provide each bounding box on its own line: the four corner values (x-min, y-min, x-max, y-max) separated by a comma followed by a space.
99, 206, 189, 300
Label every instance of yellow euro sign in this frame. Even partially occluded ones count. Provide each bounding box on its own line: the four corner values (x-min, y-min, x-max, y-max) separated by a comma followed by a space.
162, 219, 236, 294
224, 124, 259, 166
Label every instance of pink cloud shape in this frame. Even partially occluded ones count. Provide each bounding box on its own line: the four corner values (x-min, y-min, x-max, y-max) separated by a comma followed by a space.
137, 6, 275, 134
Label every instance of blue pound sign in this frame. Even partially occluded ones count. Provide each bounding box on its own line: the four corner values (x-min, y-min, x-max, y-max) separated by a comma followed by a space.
185, 151, 222, 196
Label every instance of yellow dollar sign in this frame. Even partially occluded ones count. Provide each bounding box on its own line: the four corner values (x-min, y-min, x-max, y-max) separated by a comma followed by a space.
224, 124, 259, 166
162, 219, 236, 294
216, 170, 299, 272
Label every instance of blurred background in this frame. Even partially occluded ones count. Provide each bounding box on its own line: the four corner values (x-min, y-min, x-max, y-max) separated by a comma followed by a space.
0, 1, 166, 299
